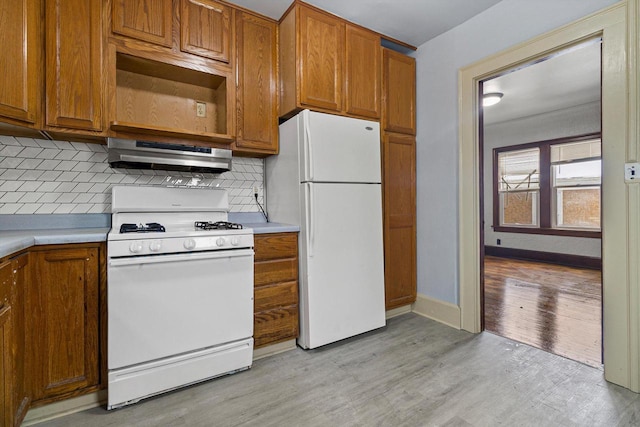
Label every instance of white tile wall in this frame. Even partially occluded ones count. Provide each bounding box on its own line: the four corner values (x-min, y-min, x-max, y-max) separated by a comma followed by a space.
0, 136, 265, 214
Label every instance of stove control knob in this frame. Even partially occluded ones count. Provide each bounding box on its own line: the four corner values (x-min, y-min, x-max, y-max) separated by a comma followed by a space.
184, 239, 196, 250
230, 237, 240, 246
129, 241, 143, 254
216, 237, 226, 247
149, 241, 162, 252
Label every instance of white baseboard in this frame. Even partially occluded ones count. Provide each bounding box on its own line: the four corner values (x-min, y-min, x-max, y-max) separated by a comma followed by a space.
412, 293, 461, 329
385, 304, 413, 319
22, 390, 107, 426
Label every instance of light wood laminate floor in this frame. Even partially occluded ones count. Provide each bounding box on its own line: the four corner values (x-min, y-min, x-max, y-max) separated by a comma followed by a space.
35, 314, 638, 426
484, 256, 601, 367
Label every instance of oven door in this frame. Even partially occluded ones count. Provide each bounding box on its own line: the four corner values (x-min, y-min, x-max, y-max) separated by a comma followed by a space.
108, 249, 254, 370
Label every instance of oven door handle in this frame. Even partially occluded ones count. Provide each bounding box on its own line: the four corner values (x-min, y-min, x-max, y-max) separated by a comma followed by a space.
109, 249, 254, 267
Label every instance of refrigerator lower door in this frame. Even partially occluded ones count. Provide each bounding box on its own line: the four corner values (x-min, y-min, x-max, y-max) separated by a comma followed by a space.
298, 182, 386, 349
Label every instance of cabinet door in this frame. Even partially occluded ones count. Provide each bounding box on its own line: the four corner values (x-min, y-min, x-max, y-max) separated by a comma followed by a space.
382, 49, 416, 135
0, 304, 12, 427
11, 254, 29, 424
29, 247, 99, 402
45, 0, 103, 131
345, 25, 380, 119
0, 0, 39, 125
235, 12, 278, 154
180, 0, 231, 63
112, 0, 173, 47
383, 132, 417, 309
298, 6, 344, 112
0, 261, 13, 427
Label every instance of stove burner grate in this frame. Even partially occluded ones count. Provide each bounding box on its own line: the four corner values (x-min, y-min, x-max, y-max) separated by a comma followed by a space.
195, 221, 243, 230
120, 222, 166, 233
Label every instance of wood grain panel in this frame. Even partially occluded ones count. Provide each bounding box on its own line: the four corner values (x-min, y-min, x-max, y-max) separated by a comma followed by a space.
254, 305, 299, 348
0, 303, 12, 427
345, 25, 380, 119
234, 11, 278, 154
383, 132, 416, 309
0, 0, 39, 125
298, 5, 344, 112
254, 234, 298, 261
254, 259, 298, 287
112, 0, 173, 47
253, 233, 299, 348
11, 253, 30, 425
45, 0, 103, 131
255, 282, 298, 311
0, 261, 11, 425
278, 6, 297, 118
382, 49, 415, 135
29, 247, 99, 402
114, 52, 228, 136
180, 0, 231, 63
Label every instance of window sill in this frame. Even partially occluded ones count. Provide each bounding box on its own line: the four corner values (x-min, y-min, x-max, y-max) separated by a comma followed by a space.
493, 226, 601, 238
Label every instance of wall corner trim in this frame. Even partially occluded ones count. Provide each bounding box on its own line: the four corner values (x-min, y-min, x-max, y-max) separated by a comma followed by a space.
412, 293, 461, 329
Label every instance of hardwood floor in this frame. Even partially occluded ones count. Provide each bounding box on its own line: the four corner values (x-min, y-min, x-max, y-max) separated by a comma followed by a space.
484, 255, 601, 367
33, 314, 640, 427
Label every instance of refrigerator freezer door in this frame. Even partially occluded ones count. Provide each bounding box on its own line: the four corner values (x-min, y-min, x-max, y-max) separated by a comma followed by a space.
300, 110, 381, 184
298, 182, 385, 349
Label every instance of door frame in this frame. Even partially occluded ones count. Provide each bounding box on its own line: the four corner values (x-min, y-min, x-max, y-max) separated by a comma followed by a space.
458, 1, 640, 391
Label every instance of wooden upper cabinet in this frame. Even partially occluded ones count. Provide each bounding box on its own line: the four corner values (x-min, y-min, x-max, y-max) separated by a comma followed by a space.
29, 246, 100, 402
112, 0, 173, 47
0, 0, 39, 126
180, 0, 231, 63
345, 25, 380, 119
382, 48, 416, 135
298, 5, 344, 112
382, 132, 416, 309
234, 12, 278, 154
279, 3, 383, 121
45, 0, 103, 131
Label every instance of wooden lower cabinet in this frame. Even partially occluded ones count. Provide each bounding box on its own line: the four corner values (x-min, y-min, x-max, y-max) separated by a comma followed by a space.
28, 244, 103, 404
253, 233, 299, 348
1, 260, 14, 426
11, 253, 30, 424
382, 132, 417, 309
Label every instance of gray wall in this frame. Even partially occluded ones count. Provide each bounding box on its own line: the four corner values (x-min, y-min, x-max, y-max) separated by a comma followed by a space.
413, 0, 617, 305
483, 101, 602, 257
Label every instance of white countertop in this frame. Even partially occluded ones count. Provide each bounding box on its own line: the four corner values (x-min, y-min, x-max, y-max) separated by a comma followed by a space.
0, 213, 298, 259
0, 228, 109, 259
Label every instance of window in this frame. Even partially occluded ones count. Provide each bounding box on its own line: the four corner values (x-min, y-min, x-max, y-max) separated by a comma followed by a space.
493, 135, 601, 237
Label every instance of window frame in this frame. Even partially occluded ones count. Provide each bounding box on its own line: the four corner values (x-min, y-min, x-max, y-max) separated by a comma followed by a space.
492, 133, 602, 238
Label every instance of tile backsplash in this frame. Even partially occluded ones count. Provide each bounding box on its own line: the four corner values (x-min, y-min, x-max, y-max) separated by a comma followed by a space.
0, 136, 264, 214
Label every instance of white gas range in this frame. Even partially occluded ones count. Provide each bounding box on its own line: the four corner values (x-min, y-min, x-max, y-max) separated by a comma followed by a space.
107, 186, 254, 410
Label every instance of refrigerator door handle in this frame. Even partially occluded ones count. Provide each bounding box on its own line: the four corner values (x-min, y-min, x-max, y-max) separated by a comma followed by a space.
306, 182, 314, 257
304, 111, 314, 181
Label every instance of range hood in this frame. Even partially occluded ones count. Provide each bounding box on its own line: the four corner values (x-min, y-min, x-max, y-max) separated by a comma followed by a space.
107, 138, 232, 173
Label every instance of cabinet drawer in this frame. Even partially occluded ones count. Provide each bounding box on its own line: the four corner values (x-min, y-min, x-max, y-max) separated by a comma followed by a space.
254, 234, 297, 261
254, 259, 297, 286
254, 304, 299, 348
255, 281, 298, 311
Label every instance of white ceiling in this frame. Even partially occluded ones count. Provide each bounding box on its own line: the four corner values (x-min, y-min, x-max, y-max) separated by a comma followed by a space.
483, 40, 601, 125
225, 0, 503, 47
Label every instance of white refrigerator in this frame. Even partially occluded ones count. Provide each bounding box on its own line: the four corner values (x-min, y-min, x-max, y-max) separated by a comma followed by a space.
266, 110, 386, 349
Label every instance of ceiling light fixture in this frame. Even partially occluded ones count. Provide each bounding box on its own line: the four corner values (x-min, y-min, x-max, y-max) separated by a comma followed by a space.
483, 92, 503, 107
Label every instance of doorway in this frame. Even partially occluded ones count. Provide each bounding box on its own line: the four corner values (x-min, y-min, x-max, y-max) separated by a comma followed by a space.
479, 41, 603, 367
457, 3, 637, 390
